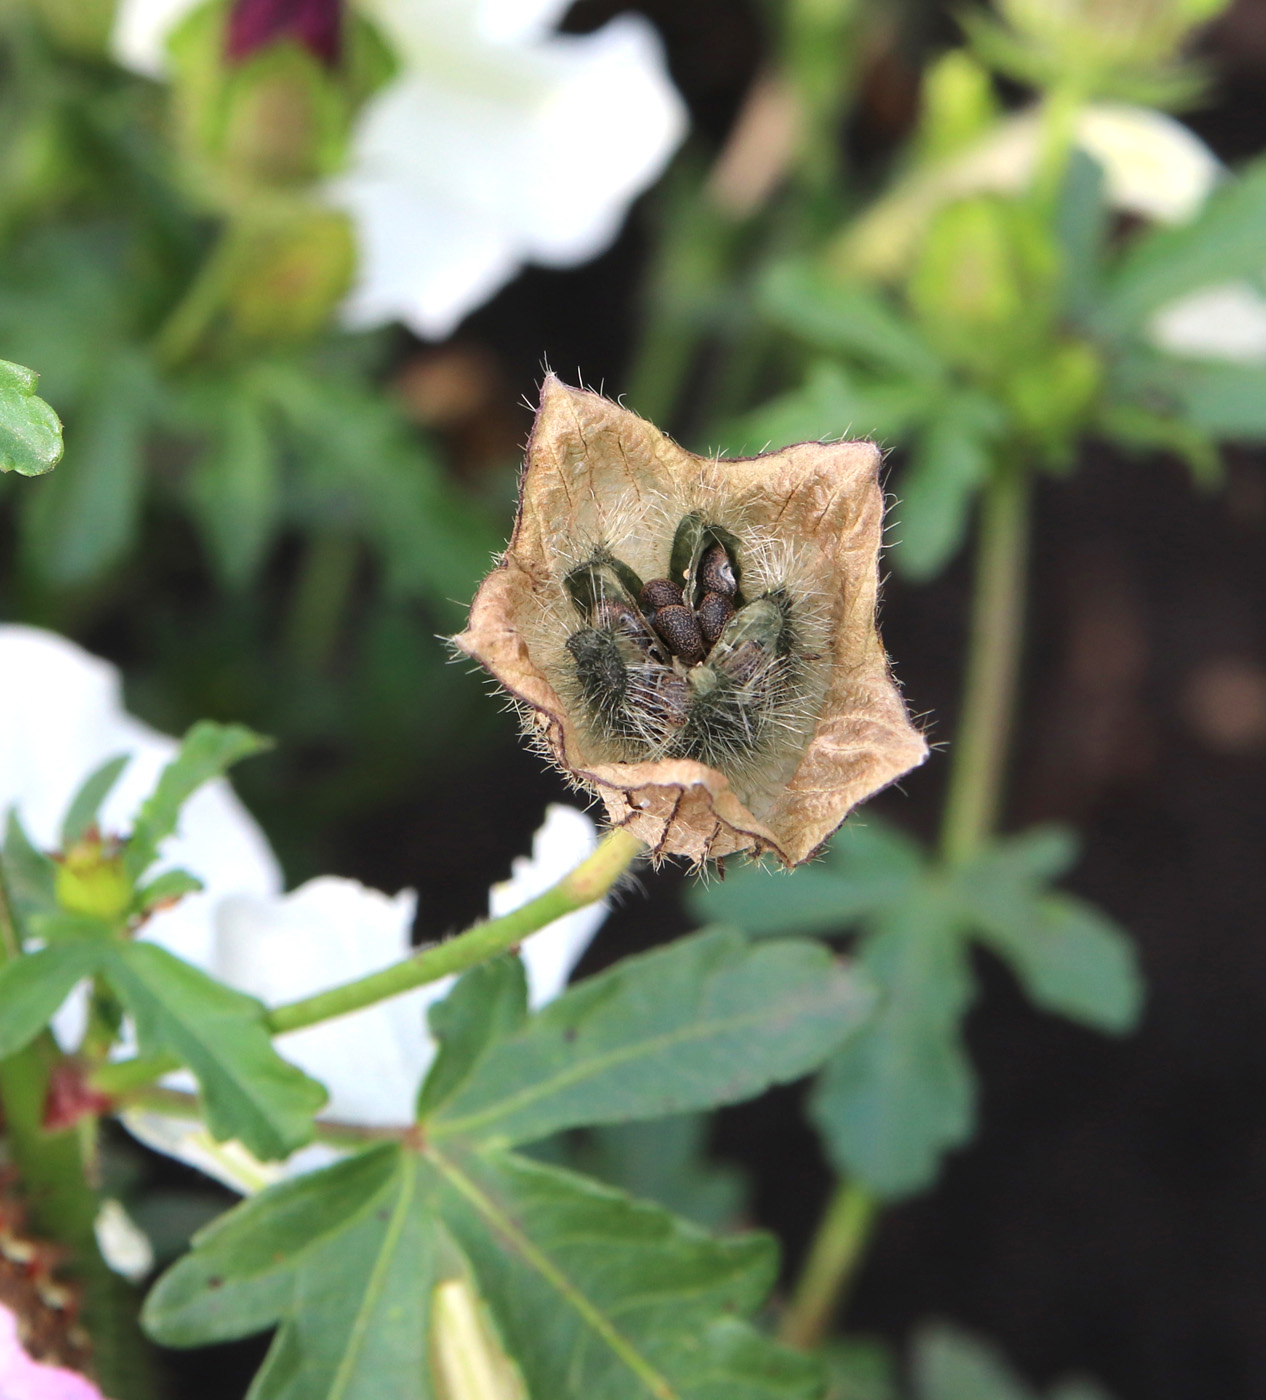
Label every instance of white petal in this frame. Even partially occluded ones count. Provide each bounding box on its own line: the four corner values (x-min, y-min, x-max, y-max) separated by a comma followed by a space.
1075, 104, 1222, 224
362, 0, 573, 48
489, 805, 606, 1008
210, 877, 441, 1126
1149, 281, 1266, 363
328, 14, 685, 338
94, 1199, 155, 1282
118, 1111, 294, 1194
110, 0, 202, 76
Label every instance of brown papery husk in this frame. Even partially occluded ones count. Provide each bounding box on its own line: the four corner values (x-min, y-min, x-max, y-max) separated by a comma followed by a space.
454, 376, 927, 867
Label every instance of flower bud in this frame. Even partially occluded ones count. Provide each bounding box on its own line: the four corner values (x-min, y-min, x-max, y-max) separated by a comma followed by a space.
226, 0, 341, 69
54, 835, 132, 922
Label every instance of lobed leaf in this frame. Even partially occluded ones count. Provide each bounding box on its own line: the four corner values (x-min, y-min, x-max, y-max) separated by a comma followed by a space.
428, 927, 874, 1147
0, 358, 63, 477
124, 721, 271, 880
61, 753, 130, 848
146, 1142, 822, 1400
689, 820, 924, 937
912, 1324, 1035, 1400
810, 891, 976, 1198
104, 942, 326, 1160
0, 942, 103, 1057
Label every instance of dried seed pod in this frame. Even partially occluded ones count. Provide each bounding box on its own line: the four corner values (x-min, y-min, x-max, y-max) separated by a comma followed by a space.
455, 376, 927, 866
651, 603, 706, 664
696, 591, 736, 646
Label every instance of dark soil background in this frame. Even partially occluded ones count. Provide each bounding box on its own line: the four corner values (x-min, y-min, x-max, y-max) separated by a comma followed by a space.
135, 2, 1266, 1396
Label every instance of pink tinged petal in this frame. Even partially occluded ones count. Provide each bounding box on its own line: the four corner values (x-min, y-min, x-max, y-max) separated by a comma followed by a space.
210, 877, 440, 1126
1149, 282, 1266, 363
0, 1304, 104, 1400
327, 13, 685, 338
225, 0, 342, 66
488, 805, 607, 1008
110, 0, 204, 76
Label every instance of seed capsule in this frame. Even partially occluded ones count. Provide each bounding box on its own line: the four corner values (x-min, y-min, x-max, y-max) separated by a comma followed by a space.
698, 542, 737, 599
652, 603, 706, 664
696, 591, 735, 646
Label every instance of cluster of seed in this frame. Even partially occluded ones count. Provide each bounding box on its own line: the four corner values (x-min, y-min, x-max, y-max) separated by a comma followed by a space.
564, 519, 796, 772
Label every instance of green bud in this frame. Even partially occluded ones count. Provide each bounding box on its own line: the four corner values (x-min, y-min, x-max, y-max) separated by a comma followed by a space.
906, 196, 1057, 378
55, 837, 133, 923
1004, 338, 1103, 463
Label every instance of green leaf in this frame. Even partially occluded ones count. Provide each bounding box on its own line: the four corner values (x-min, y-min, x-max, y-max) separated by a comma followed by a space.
0, 942, 103, 1057
103, 942, 326, 1159
146, 1143, 822, 1400
188, 390, 280, 589
416, 955, 529, 1118
721, 361, 932, 457
1096, 157, 1266, 333
2, 810, 58, 929
134, 869, 205, 913
21, 354, 152, 585
429, 927, 875, 1146
823, 1338, 899, 1400
1054, 150, 1109, 325
1163, 361, 1266, 441
125, 721, 270, 880
955, 832, 1143, 1033
689, 819, 924, 938
61, 754, 130, 848
810, 888, 975, 1198
894, 395, 996, 582
759, 262, 945, 380
0, 358, 63, 476
573, 1114, 747, 1230
912, 1324, 1035, 1400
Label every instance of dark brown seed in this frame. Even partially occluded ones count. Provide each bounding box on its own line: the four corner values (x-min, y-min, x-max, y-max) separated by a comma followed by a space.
652, 604, 706, 664
696, 591, 735, 646
698, 543, 737, 598
639, 577, 684, 615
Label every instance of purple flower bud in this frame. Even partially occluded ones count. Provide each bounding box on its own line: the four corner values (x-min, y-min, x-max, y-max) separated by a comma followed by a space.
225, 0, 341, 68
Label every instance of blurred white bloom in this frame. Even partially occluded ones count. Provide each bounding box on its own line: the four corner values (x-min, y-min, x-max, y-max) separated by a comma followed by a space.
0, 625, 280, 972
111, 0, 687, 339
1149, 282, 1266, 363
124, 803, 606, 1193
0, 1304, 103, 1400
93, 1199, 155, 1283
847, 101, 1221, 278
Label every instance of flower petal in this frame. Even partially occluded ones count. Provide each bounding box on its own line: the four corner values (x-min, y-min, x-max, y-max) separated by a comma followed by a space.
0, 1304, 103, 1400
1149, 281, 1266, 363
0, 626, 280, 979
488, 804, 606, 1005
110, 0, 203, 76
209, 877, 437, 1127
328, 14, 685, 338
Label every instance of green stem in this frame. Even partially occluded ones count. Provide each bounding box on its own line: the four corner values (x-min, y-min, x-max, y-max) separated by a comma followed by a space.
940, 460, 1031, 864
0, 875, 156, 1398
781, 458, 1033, 1348
777, 1180, 876, 1350
283, 531, 361, 675
93, 827, 645, 1098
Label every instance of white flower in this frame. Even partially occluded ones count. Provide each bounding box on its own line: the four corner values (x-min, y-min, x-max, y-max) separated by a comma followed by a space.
0, 625, 280, 972
1148, 281, 1266, 363
94, 1199, 155, 1283
110, 0, 687, 340
846, 102, 1221, 278
123, 803, 606, 1193
0, 624, 607, 1193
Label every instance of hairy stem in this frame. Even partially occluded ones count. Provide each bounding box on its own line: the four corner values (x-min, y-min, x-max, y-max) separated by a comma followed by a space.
777, 1180, 876, 1350
93, 826, 644, 1098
